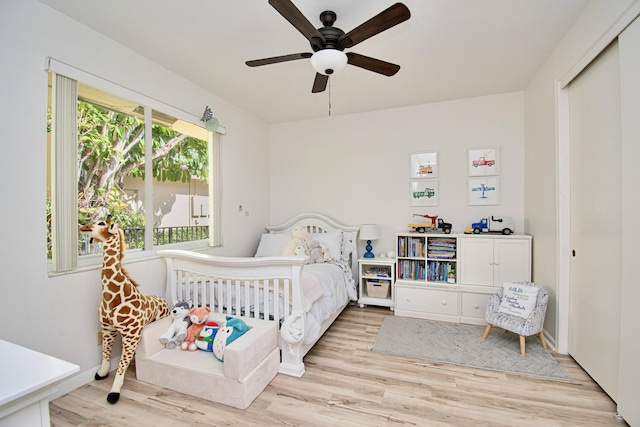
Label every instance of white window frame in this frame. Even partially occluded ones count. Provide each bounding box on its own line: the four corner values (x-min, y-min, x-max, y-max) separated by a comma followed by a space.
46, 57, 223, 272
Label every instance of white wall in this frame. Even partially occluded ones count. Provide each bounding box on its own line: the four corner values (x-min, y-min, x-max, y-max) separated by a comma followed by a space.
523, 0, 636, 347
270, 92, 525, 257
0, 0, 270, 391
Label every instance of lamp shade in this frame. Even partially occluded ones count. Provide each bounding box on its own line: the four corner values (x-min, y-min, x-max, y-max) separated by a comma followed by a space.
310, 49, 348, 76
359, 224, 380, 241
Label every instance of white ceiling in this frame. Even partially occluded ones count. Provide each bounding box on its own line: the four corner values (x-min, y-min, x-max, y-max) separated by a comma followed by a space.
38, 0, 590, 124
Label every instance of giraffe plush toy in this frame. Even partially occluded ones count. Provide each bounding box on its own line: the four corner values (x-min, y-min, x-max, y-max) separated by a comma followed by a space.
79, 217, 169, 404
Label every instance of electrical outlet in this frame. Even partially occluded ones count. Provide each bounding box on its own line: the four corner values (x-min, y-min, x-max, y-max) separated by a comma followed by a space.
96, 331, 102, 346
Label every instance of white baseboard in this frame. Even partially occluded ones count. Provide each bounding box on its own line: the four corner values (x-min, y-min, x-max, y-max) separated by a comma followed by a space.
543, 329, 560, 353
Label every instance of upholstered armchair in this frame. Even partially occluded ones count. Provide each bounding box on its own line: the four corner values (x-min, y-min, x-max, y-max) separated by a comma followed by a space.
482, 281, 549, 356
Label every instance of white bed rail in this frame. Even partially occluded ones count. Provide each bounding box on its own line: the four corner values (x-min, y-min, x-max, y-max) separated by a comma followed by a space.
157, 249, 308, 376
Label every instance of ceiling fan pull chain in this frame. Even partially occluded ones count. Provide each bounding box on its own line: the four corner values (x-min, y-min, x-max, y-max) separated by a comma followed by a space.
328, 79, 332, 117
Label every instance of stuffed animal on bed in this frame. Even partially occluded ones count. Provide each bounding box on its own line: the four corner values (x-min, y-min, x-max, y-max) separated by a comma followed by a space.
195, 321, 219, 352
282, 226, 310, 256
305, 239, 328, 264
159, 300, 193, 349
213, 316, 250, 361
322, 245, 332, 262
181, 306, 211, 351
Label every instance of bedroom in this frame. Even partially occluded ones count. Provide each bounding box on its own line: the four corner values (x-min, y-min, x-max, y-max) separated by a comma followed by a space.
0, 0, 638, 425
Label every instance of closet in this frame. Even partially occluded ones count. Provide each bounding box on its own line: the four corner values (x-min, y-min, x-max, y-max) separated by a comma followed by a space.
566, 16, 639, 425
569, 39, 621, 401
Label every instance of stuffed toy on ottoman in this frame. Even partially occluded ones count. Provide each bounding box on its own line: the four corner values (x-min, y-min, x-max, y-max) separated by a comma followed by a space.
213, 316, 250, 361
195, 321, 219, 352
158, 300, 192, 349
181, 306, 211, 351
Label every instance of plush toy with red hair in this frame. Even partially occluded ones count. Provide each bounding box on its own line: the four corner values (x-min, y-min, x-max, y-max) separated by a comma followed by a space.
181, 306, 211, 351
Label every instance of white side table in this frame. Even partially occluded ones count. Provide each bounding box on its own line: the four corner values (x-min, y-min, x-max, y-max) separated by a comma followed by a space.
358, 257, 396, 310
0, 339, 79, 427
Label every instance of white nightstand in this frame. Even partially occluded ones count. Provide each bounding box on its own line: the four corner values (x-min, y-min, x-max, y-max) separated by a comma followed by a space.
0, 339, 79, 427
358, 258, 395, 310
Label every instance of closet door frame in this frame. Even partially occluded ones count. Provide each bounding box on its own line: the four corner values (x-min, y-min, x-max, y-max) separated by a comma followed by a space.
555, 2, 640, 356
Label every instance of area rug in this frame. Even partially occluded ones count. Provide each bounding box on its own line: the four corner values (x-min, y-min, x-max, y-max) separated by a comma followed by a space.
373, 316, 571, 381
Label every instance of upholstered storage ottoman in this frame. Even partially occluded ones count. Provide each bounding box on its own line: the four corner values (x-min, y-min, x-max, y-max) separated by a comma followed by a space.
135, 314, 279, 409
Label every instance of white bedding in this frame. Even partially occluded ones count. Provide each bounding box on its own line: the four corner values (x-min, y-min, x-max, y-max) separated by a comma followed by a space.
301, 261, 357, 343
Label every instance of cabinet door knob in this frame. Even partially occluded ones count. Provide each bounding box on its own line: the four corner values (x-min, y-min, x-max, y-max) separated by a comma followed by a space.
442, 301, 447, 306
474, 304, 479, 309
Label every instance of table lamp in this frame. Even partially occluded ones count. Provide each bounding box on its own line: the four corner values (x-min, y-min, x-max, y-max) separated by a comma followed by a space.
359, 224, 380, 258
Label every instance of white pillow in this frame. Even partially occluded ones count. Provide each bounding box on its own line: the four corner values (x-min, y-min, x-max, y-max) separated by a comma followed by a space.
343, 237, 355, 257
311, 231, 343, 261
498, 282, 540, 319
254, 233, 291, 257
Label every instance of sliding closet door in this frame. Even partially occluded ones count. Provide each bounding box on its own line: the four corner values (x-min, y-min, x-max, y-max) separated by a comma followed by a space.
617, 16, 640, 427
568, 40, 621, 401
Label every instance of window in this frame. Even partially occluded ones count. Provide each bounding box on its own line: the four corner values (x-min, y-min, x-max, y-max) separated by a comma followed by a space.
46, 60, 222, 272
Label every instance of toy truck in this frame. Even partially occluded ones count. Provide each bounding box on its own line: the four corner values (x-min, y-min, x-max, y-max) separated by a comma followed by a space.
465, 216, 515, 235
471, 156, 496, 167
408, 214, 453, 234
417, 162, 433, 175
412, 187, 435, 198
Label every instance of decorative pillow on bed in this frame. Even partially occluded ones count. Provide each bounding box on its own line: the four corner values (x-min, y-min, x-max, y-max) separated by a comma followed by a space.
343, 238, 355, 258
311, 231, 343, 261
254, 233, 292, 257
498, 282, 539, 319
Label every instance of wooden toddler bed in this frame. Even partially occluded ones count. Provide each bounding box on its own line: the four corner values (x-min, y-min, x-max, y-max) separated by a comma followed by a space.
157, 213, 359, 377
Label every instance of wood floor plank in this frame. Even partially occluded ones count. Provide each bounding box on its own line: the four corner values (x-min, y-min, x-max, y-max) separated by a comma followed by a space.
50, 304, 626, 426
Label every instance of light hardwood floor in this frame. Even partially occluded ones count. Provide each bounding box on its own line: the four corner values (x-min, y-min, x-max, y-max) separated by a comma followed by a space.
50, 305, 626, 427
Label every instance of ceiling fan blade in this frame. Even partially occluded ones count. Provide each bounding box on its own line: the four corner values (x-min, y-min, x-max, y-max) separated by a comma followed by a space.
339, 3, 410, 49
346, 52, 400, 76
312, 73, 329, 93
268, 0, 326, 49
246, 52, 312, 67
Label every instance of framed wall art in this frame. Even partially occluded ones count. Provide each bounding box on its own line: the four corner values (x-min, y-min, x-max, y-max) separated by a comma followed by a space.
468, 147, 500, 176
467, 177, 500, 206
410, 151, 438, 178
411, 179, 439, 207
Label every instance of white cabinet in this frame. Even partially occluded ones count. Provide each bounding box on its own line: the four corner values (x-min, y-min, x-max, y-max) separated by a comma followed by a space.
460, 291, 491, 325
395, 283, 459, 322
358, 258, 395, 309
397, 234, 458, 284
395, 233, 460, 322
459, 236, 531, 287
394, 233, 531, 325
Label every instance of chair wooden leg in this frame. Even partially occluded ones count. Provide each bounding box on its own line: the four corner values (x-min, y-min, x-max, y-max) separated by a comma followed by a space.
539, 331, 547, 349
482, 324, 492, 340
519, 336, 526, 356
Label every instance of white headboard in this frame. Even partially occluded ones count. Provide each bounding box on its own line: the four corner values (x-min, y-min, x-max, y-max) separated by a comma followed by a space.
266, 213, 359, 276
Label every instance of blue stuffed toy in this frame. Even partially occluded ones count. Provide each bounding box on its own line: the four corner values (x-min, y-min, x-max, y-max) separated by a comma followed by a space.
194, 321, 219, 352
213, 316, 250, 361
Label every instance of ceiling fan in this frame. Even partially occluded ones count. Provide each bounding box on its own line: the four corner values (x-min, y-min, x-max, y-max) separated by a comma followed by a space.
246, 0, 411, 93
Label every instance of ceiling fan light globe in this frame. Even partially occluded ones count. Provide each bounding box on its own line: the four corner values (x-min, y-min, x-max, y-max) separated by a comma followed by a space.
311, 49, 347, 76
